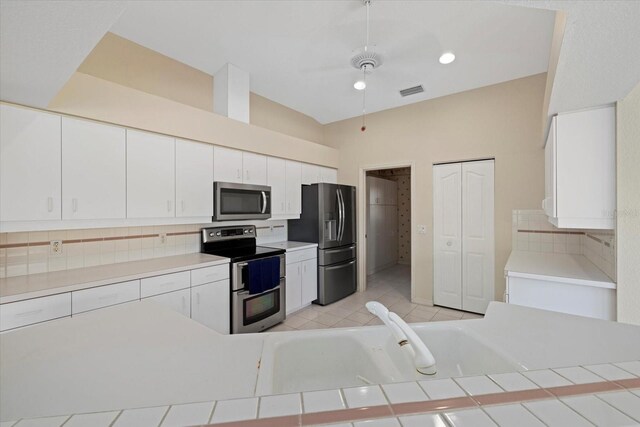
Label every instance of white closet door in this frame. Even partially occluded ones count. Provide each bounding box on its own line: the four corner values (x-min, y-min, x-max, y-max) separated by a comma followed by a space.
433, 163, 463, 309
368, 204, 386, 274
461, 160, 495, 314
386, 205, 398, 266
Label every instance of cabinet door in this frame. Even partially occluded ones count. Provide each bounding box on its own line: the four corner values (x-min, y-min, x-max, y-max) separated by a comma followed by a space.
242, 152, 267, 185
213, 146, 243, 183
543, 118, 557, 218
433, 163, 463, 310
301, 163, 319, 185
127, 130, 175, 218
62, 117, 126, 220
285, 160, 302, 214
191, 280, 230, 334
285, 262, 302, 314
176, 139, 214, 217
319, 167, 338, 184
145, 288, 190, 317
368, 204, 386, 273
386, 205, 398, 265
301, 258, 318, 305
0, 104, 61, 221
267, 157, 286, 215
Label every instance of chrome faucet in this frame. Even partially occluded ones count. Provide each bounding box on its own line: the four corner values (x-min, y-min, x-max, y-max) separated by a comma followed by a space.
366, 301, 437, 375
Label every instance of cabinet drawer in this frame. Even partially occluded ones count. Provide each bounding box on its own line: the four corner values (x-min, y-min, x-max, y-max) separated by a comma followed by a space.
0, 293, 71, 332
141, 271, 190, 298
72, 280, 140, 314
191, 264, 229, 286
286, 248, 317, 264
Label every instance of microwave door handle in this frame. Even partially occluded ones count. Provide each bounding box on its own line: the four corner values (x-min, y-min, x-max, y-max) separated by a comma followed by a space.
261, 191, 267, 214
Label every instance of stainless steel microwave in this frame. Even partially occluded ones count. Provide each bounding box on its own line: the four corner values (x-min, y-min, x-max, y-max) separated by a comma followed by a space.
213, 182, 271, 221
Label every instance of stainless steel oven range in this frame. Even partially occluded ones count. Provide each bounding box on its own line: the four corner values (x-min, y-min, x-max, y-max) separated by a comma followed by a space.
201, 225, 286, 334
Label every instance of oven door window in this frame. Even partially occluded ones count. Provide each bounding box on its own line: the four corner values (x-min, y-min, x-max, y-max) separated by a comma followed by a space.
220, 189, 266, 215
243, 288, 280, 326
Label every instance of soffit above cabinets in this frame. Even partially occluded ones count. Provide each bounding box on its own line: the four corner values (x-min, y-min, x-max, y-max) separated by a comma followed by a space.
108, 1, 556, 124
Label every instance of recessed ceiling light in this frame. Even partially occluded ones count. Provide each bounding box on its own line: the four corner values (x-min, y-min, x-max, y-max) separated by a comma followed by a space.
439, 52, 456, 65
354, 80, 366, 90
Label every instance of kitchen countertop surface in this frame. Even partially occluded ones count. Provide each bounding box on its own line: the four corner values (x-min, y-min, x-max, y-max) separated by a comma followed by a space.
0, 301, 263, 421
262, 241, 318, 251
504, 250, 615, 289
0, 253, 229, 304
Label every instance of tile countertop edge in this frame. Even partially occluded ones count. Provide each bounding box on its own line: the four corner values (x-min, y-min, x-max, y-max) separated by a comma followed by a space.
0, 254, 230, 305
504, 251, 615, 290
261, 241, 319, 251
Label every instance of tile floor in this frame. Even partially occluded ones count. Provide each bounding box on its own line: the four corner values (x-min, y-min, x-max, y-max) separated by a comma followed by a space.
268, 264, 482, 332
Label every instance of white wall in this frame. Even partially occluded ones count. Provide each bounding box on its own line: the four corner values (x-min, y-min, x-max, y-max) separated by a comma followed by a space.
616, 82, 640, 325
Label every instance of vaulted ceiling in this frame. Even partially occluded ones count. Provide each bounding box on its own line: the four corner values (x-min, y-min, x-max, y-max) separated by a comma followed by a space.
1, 1, 639, 126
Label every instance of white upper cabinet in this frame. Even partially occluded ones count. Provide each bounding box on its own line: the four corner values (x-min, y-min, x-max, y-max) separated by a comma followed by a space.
0, 104, 61, 222
319, 167, 338, 184
285, 160, 302, 215
242, 152, 267, 185
127, 130, 175, 218
544, 106, 615, 229
213, 146, 243, 183
267, 157, 287, 216
301, 163, 320, 185
62, 117, 126, 220
175, 139, 214, 218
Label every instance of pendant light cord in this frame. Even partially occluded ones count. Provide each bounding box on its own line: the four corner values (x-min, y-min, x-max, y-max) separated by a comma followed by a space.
361, 0, 371, 132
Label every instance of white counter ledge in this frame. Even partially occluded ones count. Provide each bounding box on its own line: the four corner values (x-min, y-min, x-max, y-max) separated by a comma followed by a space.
0, 253, 229, 304
504, 251, 615, 289
262, 241, 318, 251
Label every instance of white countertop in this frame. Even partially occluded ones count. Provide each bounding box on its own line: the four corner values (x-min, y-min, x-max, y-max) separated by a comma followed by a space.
0, 253, 229, 304
262, 241, 318, 251
0, 301, 264, 421
504, 251, 615, 289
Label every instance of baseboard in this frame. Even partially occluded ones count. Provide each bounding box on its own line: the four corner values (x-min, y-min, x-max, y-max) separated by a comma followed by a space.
411, 297, 433, 306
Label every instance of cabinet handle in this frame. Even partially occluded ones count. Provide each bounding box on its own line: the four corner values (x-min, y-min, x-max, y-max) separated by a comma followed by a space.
167, 201, 172, 212
197, 293, 200, 305
47, 197, 53, 212
237, 169, 241, 179
181, 200, 185, 213
98, 293, 118, 301
72, 198, 78, 213
246, 170, 250, 181
281, 202, 284, 211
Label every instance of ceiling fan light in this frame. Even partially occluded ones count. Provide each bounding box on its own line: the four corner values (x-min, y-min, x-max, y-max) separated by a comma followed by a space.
354, 80, 366, 90
439, 52, 456, 65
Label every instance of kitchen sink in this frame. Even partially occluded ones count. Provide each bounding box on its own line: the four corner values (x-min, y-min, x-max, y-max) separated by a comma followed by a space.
255, 321, 522, 395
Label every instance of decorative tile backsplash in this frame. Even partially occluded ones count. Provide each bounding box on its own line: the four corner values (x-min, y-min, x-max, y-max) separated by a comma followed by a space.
512, 210, 616, 281
0, 220, 287, 279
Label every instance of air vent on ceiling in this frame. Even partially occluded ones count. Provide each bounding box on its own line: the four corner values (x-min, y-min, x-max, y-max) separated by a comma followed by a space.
399, 85, 424, 97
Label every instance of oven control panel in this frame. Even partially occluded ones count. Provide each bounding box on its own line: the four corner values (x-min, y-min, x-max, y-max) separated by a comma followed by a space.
202, 225, 256, 243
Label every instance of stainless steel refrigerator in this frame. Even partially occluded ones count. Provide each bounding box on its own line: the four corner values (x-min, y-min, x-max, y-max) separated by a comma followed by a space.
288, 183, 357, 305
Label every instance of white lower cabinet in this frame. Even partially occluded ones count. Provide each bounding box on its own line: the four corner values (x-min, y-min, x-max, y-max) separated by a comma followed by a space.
285, 249, 318, 314
0, 264, 231, 334
72, 280, 140, 314
144, 288, 191, 318
0, 293, 71, 332
192, 280, 230, 334
301, 258, 318, 306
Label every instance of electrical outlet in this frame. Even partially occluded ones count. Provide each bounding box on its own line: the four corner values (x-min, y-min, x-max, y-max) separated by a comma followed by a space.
417, 225, 427, 234
159, 233, 167, 244
50, 240, 63, 255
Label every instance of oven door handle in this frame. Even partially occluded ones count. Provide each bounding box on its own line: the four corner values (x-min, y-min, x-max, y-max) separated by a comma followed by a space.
261, 191, 267, 214
236, 281, 282, 297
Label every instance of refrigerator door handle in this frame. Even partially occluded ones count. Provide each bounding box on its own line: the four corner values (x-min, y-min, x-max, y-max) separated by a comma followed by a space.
337, 188, 345, 241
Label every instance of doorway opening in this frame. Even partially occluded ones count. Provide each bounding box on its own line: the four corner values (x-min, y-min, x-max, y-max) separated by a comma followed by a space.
361, 165, 413, 304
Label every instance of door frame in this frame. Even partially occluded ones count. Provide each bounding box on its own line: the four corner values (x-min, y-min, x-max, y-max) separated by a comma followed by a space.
358, 161, 416, 301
